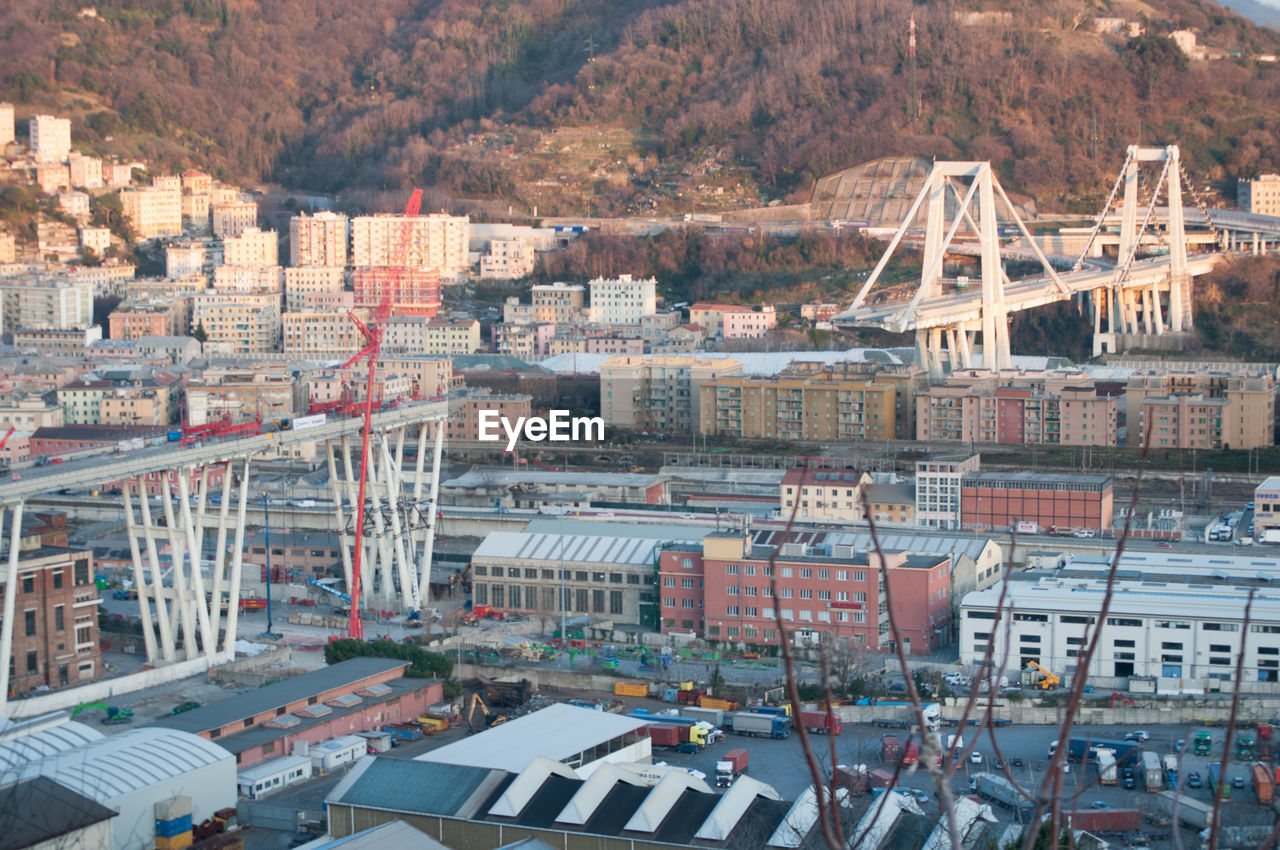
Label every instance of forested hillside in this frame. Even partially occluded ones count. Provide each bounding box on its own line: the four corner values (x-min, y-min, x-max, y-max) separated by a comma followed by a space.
3, 0, 1280, 214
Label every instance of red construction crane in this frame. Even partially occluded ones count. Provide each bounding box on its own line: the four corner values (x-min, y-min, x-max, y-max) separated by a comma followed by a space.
341, 188, 423, 640
0, 426, 14, 449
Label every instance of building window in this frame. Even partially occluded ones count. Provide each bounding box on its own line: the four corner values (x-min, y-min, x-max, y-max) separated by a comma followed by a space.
22, 575, 33, 594
26, 651, 37, 673
52, 571, 63, 590
853, 571, 867, 582
610, 591, 623, 615
663, 577, 675, 587
681, 578, 694, 589
54, 606, 64, 632
24, 610, 36, 637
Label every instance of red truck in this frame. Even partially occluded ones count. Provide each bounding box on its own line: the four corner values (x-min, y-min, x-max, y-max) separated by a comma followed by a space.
799, 709, 843, 736
715, 749, 749, 786
1065, 809, 1142, 834
902, 741, 920, 766
881, 735, 901, 764
678, 690, 706, 705
1259, 724, 1273, 762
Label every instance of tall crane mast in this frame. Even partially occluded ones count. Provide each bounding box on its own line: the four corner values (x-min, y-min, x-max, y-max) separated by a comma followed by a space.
340, 188, 423, 640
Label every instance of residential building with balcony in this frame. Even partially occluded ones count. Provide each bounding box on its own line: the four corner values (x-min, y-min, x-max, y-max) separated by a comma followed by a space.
282, 309, 370, 357
67, 153, 103, 189
446, 389, 533, 443
28, 115, 71, 162
479, 238, 536, 279
700, 372, 897, 442
1238, 174, 1280, 217
223, 227, 279, 267
290, 211, 349, 267
601, 355, 742, 432
109, 300, 186, 340
211, 200, 258, 238
350, 213, 469, 278
915, 453, 980, 530
192, 290, 281, 354
589, 274, 657, 326
284, 266, 345, 312
353, 267, 441, 317
12, 326, 103, 357
383, 317, 481, 356
120, 186, 182, 239
186, 364, 300, 425
166, 241, 206, 279
213, 264, 283, 293
1125, 369, 1275, 449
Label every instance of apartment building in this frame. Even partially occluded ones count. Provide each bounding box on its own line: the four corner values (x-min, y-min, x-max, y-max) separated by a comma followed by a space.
57, 191, 90, 222
1125, 369, 1276, 449
352, 267, 441, 317
700, 372, 897, 442
58, 369, 181, 426
479, 238, 536, 279
547, 333, 644, 357
67, 153, 103, 189
28, 115, 71, 162
532, 282, 586, 323
1239, 174, 1280, 217
290, 211, 348, 267
192, 290, 282, 354
186, 364, 300, 425
0, 102, 13, 146
959, 576, 1280, 687
0, 231, 15, 264
35, 163, 70, 194
0, 396, 63, 430
640, 312, 682, 346
296, 290, 354, 312
182, 170, 212, 194
211, 200, 258, 238
282, 310, 369, 357
108, 301, 186, 340
688, 303, 776, 339
660, 531, 951, 654
495, 322, 554, 358
377, 356, 453, 400
350, 213, 469, 277
284, 266, 344, 312
601, 355, 742, 432
589, 274, 657, 326
0, 279, 94, 333
446, 390, 533, 443
2, 544, 101, 695
383, 317, 481, 356
104, 162, 134, 188
36, 219, 77, 261
213, 265, 283, 292
165, 242, 205, 279
308, 371, 413, 410
79, 226, 111, 257
779, 468, 873, 523
915, 454, 980, 530
223, 227, 279, 267
13, 327, 102, 357
182, 192, 211, 227
961, 471, 1113, 534
120, 186, 182, 239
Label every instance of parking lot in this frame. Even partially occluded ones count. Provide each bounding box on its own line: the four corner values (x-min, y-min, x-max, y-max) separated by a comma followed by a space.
652, 720, 1279, 842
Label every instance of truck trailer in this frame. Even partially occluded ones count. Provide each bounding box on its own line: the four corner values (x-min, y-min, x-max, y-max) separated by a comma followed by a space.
1097, 748, 1117, 785
1141, 751, 1162, 791
1155, 790, 1216, 830
973, 773, 1034, 820
798, 710, 843, 736
1065, 809, 1141, 835
1253, 762, 1274, 805
730, 712, 790, 739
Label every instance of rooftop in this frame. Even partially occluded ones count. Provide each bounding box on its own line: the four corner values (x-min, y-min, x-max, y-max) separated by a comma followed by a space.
0, 776, 116, 850
963, 576, 1280, 622
962, 470, 1112, 487
442, 470, 663, 489
473, 532, 665, 567
149, 657, 408, 735
416, 704, 649, 773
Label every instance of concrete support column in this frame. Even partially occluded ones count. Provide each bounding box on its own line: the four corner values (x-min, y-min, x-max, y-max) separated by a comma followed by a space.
0, 502, 26, 712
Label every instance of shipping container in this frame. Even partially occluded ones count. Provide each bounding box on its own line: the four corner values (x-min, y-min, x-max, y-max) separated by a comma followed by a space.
681, 706, 724, 727
1065, 809, 1141, 834
699, 696, 739, 712
614, 682, 649, 698
647, 724, 683, 748
799, 709, 843, 735
715, 749, 749, 786
868, 769, 895, 789
881, 735, 901, 764
1254, 763, 1274, 805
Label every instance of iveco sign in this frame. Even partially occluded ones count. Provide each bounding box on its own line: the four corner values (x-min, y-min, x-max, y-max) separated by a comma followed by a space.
477, 409, 605, 451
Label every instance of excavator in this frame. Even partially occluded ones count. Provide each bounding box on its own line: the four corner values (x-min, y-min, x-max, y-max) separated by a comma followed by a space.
1110, 691, 1136, 708
1024, 661, 1060, 691
465, 693, 507, 733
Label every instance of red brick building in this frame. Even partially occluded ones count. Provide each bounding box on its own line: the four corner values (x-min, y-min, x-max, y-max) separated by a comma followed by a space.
4, 546, 101, 695
960, 471, 1113, 534
152, 657, 445, 768
659, 531, 952, 655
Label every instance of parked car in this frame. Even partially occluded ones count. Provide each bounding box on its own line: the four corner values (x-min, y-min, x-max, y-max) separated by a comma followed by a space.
1073, 528, 1096, 538
1011, 758, 1024, 768
1232, 776, 1245, 789
1091, 801, 1110, 810
907, 789, 930, 803
1186, 771, 1202, 788
1175, 739, 1186, 753
969, 752, 983, 765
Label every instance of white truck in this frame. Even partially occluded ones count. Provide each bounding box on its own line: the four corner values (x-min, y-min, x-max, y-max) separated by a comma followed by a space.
1097, 748, 1117, 785
1142, 751, 1162, 792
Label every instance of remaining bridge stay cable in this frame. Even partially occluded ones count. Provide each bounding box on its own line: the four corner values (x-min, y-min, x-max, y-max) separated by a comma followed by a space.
1114, 156, 1173, 288
1072, 147, 1133, 273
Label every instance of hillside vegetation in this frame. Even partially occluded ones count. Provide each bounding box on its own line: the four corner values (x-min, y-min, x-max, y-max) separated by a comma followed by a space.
3, 0, 1280, 216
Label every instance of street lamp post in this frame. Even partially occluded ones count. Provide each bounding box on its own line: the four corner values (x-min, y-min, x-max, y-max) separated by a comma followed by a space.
261, 493, 281, 639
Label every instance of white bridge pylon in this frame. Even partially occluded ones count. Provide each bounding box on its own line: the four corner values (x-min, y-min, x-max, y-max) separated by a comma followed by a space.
844, 161, 1069, 377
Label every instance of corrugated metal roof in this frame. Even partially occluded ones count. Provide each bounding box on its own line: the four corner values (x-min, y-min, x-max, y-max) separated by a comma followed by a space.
14, 726, 233, 804
417, 705, 649, 773
0, 720, 104, 774
474, 532, 661, 566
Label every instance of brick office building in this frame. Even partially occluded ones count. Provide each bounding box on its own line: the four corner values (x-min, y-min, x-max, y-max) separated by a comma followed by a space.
659, 531, 952, 655
960, 471, 1113, 534
4, 545, 101, 695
